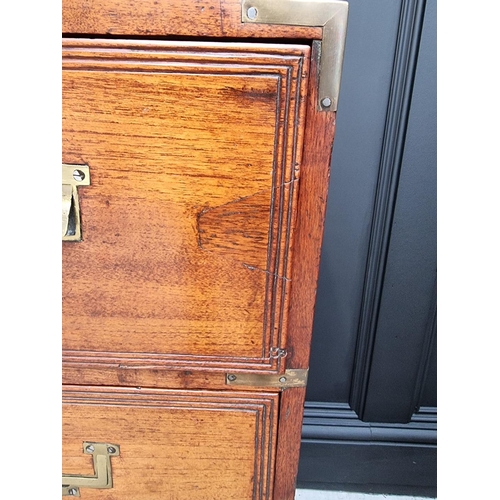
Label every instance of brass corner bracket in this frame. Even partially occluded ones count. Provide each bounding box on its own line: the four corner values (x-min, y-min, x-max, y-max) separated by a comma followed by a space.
241, 0, 349, 111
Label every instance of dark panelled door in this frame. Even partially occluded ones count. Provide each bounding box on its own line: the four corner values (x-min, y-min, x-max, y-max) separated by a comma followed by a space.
298, 0, 436, 496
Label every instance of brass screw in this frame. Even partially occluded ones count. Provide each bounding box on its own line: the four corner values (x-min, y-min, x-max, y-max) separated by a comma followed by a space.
73, 169, 85, 182
321, 97, 332, 108
247, 7, 258, 20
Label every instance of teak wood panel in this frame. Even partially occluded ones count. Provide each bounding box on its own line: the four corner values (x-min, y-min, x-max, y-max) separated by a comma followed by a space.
273, 41, 337, 499
63, 386, 279, 499
62, 0, 323, 40
62, 40, 310, 373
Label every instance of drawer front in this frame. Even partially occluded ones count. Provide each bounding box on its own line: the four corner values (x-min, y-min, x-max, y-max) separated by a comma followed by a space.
63, 386, 279, 499
62, 40, 310, 373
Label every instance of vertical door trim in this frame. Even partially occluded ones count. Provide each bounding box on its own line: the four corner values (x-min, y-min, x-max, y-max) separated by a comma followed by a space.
349, 0, 428, 421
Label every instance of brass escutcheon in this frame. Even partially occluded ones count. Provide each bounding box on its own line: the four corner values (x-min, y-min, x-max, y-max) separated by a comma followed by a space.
62, 442, 120, 496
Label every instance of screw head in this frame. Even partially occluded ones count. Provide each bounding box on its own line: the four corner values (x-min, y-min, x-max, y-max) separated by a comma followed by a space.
85, 444, 95, 453
68, 488, 78, 496
321, 97, 332, 108
73, 169, 85, 182
107, 446, 116, 454
247, 7, 258, 20
279, 377, 287, 383
227, 374, 237, 382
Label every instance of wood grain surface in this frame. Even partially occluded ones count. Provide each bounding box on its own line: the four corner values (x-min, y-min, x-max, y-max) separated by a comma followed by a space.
273, 41, 337, 500
62, 40, 310, 375
62, 16, 340, 498
63, 386, 279, 499
285, 44, 337, 370
62, 0, 323, 40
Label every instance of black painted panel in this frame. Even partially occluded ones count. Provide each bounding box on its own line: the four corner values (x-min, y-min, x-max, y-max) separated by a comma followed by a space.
302, 402, 436, 445
306, 0, 403, 402
420, 329, 437, 407
297, 442, 437, 497
362, 0, 436, 422
300, 0, 437, 492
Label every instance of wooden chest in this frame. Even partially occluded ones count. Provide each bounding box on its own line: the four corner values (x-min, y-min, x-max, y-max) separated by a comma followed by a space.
62, 1, 348, 498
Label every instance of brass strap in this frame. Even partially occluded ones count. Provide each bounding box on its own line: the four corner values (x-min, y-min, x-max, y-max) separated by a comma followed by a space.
226, 369, 308, 388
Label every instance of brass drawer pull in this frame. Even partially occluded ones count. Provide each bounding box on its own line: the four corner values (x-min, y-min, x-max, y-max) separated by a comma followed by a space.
62, 442, 120, 496
62, 164, 90, 241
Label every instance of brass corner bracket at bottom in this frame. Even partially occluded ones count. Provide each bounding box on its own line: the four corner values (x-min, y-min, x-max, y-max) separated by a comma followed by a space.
226, 369, 308, 389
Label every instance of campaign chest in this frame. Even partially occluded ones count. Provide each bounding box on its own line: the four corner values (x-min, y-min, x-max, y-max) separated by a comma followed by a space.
62, 1, 348, 498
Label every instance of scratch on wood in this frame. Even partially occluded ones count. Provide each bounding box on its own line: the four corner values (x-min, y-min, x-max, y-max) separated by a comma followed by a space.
197, 178, 297, 223
196, 206, 210, 249
242, 263, 291, 282
219, 0, 224, 35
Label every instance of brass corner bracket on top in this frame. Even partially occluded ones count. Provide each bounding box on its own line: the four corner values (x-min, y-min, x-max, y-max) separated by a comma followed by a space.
241, 0, 349, 112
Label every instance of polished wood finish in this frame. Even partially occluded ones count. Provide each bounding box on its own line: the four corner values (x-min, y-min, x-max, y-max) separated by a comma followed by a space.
62, 3, 341, 498
63, 386, 279, 499
273, 42, 337, 500
285, 41, 337, 372
63, 364, 234, 390
62, 40, 310, 377
62, 0, 323, 39
274, 387, 308, 499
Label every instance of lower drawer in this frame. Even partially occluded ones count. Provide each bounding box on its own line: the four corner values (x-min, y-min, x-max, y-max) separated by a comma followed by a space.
62, 386, 279, 499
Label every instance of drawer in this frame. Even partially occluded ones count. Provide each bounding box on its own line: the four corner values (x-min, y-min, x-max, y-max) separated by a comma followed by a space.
63, 386, 279, 499
61, 1, 347, 495
62, 39, 310, 375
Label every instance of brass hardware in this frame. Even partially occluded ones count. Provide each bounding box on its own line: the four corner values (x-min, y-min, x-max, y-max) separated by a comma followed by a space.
270, 347, 287, 359
62, 442, 120, 496
241, 0, 349, 111
62, 164, 90, 241
226, 369, 308, 388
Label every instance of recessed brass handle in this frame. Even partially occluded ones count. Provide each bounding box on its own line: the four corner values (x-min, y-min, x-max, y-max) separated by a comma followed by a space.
62, 164, 90, 241
62, 442, 120, 497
